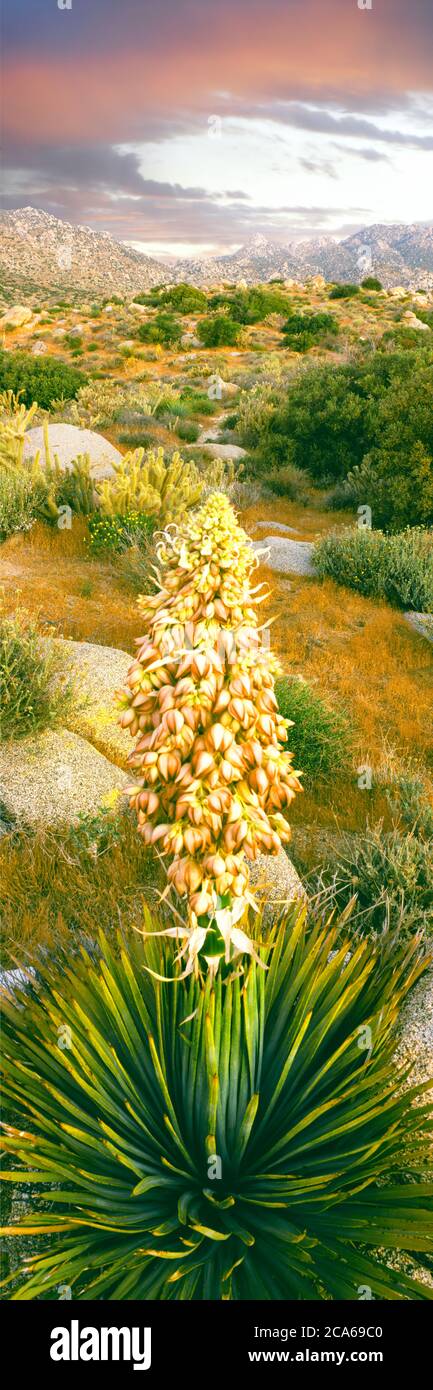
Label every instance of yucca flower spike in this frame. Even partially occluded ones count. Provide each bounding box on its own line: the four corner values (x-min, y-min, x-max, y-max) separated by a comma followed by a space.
117, 492, 302, 971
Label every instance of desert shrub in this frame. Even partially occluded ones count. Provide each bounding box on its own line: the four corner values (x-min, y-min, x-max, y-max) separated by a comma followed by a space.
2, 907, 432, 1299
114, 540, 155, 593
134, 284, 207, 313
310, 823, 433, 941
175, 419, 200, 442
329, 283, 360, 299
236, 384, 277, 448
136, 313, 182, 347
215, 287, 291, 324
266, 462, 310, 501
247, 352, 433, 497
323, 478, 358, 511
0, 469, 37, 541
197, 314, 242, 347
117, 430, 155, 449
361, 277, 383, 290
179, 389, 219, 416
346, 368, 433, 530
87, 510, 154, 554
96, 447, 204, 526
275, 677, 354, 779
386, 775, 433, 839
0, 608, 73, 741
0, 350, 87, 409
280, 311, 339, 351
348, 442, 433, 532
314, 527, 433, 612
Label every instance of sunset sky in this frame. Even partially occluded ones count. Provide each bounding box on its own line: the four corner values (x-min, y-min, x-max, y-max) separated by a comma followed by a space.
2, 0, 433, 257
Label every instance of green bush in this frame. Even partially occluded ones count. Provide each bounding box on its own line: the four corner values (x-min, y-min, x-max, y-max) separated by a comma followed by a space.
0, 350, 87, 409
348, 441, 433, 532
329, 283, 360, 299
211, 287, 291, 324
245, 352, 433, 506
0, 609, 73, 740
137, 313, 182, 347
0, 469, 36, 541
87, 509, 154, 554
266, 462, 310, 501
175, 419, 200, 442
361, 277, 383, 290
197, 314, 242, 347
281, 311, 338, 351
314, 527, 433, 612
134, 284, 207, 314
276, 676, 353, 779
178, 388, 219, 416
2, 907, 432, 1300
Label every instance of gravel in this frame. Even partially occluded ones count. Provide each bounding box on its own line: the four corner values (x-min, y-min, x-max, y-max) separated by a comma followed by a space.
249, 848, 305, 921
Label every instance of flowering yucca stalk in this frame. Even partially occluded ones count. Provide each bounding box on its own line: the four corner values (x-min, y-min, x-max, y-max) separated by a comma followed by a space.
117, 492, 302, 974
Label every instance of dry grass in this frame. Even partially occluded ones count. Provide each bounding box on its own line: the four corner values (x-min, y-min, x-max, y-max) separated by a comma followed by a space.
243, 495, 351, 541
0, 520, 140, 650
0, 811, 165, 968
257, 563, 433, 838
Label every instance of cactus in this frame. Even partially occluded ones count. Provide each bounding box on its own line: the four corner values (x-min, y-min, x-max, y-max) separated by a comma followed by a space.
0, 392, 38, 470
97, 446, 204, 525
117, 492, 302, 976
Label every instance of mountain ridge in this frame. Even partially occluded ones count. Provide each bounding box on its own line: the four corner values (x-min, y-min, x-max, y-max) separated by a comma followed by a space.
1, 208, 432, 296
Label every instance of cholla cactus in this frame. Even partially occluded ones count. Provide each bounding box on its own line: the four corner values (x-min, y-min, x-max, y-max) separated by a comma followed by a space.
117, 492, 302, 975
0, 392, 38, 470
97, 446, 203, 525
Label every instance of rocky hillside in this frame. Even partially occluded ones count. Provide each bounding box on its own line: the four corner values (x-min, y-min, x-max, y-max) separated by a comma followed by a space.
1, 210, 432, 298
0, 208, 166, 298
174, 225, 433, 289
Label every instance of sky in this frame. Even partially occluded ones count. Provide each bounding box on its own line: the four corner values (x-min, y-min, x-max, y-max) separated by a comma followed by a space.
2, 0, 433, 258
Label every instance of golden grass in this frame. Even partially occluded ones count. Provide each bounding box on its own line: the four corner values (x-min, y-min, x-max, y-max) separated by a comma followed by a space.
0, 813, 164, 968
0, 520, 140, 650
255, 562, 433, 837
243, 495, 351, 542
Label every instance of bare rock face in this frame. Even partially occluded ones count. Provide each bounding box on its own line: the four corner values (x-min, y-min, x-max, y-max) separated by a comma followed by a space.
46, 637, 133, 767
0, 728, 129, 828
1, 305, 33, 327
401, 310, 430, 331
202, 442, 247, 462
253, 536, 315, 576
249, 849, 305, 921
23, 423, 122, 480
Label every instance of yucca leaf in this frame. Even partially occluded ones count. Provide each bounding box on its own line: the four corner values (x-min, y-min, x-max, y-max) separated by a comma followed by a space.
1, 905, 432, 1300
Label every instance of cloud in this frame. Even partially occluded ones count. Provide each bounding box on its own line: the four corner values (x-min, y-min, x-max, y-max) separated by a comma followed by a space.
332, 144, 391, 164
3, 0, 433, 146
2, 0, 432, 246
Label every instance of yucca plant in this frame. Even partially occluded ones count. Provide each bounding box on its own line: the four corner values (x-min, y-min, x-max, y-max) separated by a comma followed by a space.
117, 492, 302, 975
2, 905, 432, 1300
